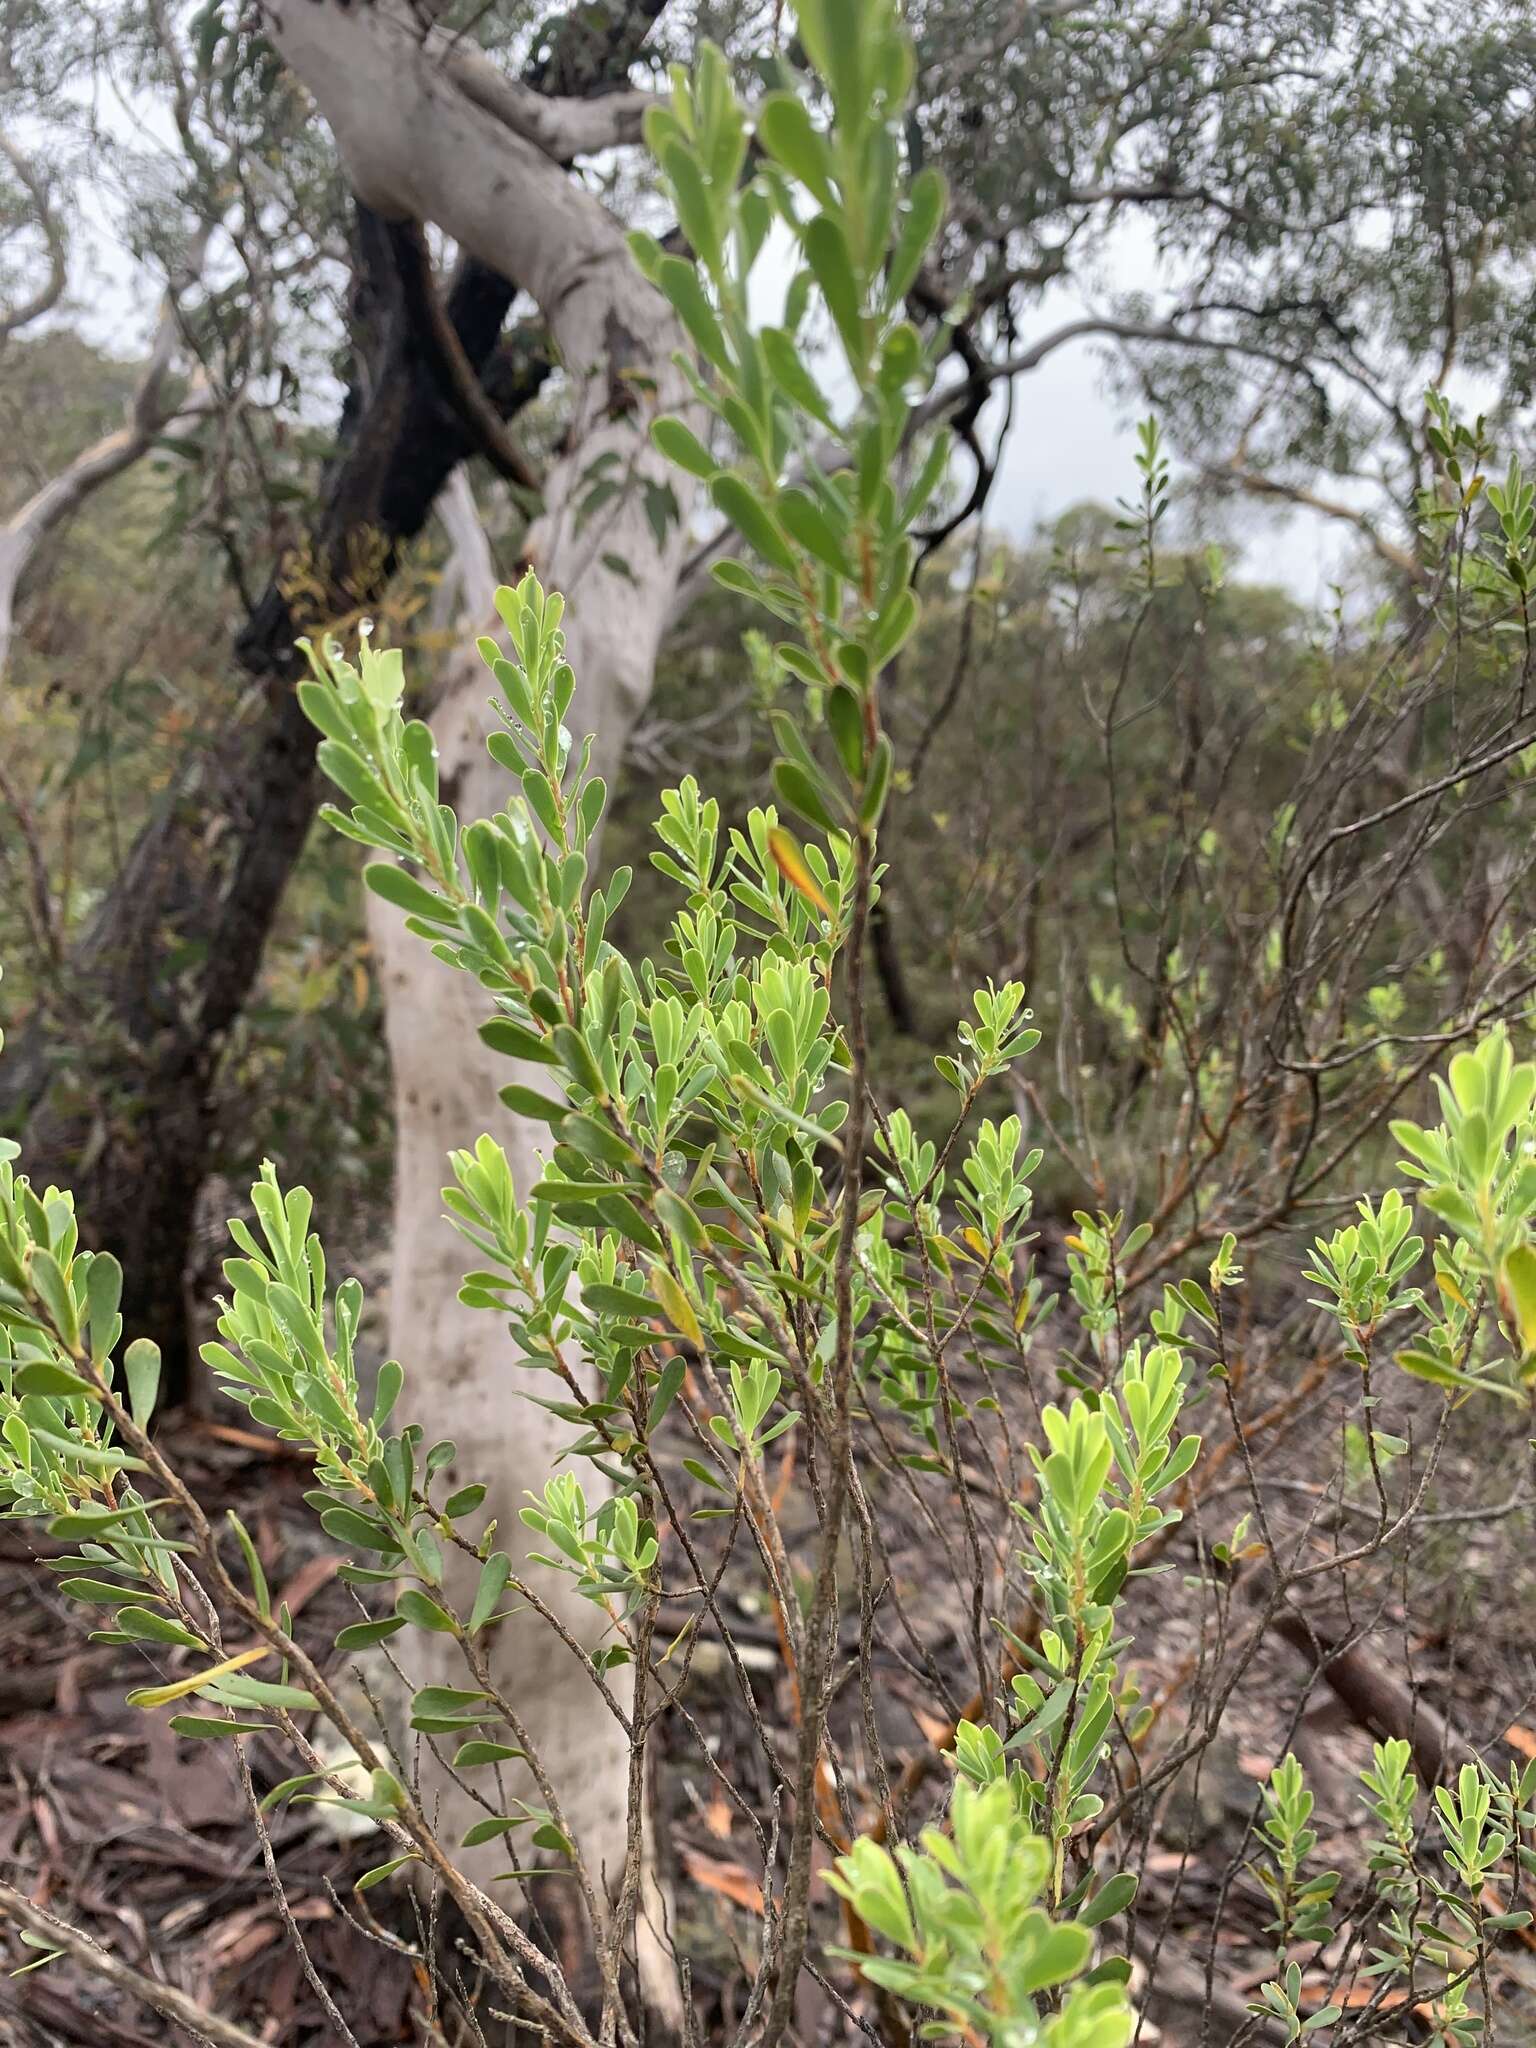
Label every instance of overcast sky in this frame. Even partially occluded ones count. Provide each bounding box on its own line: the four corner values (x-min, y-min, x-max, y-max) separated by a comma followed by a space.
60, 93, 1361, 610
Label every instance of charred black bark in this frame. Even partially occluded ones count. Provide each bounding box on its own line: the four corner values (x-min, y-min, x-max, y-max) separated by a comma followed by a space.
3, 0, 669, 1397
2, 232, 549, 1397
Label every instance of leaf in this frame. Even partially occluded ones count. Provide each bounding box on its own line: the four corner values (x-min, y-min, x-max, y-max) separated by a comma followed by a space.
469, 1552, 513, 1635
654, 1187, 705, 1249
766, 827, 833, 914
462, 1815, 525, 1847
12, 1361, 99, 1400
126, 1646, 268, 1708
679, 1843, 764, 1912
498, 1084, 569, 1124
85, 1252, 123, 1365
412, 1685, 491, 1717
335, 1617, 408, 1650
123, 1337, 161, 1431
364, 861, 450, 924
755, 95, 836, 207
710, 474, 797, 577
886, 166, 947, 305
1079, 1869, 1138, 1927
453, 1739, 526, 1768
227, 1510, 271, 1619
803, 214, 865, 368
169, 1715, 271, 1738
651, 415, 717, 480
647, 1354, 688, 1433
356, 1853, 419, 1892
777, 488, 853, 577
860, 733, 893, 828
397, 1588, 456, 1633
651, 1264, 703, 1348
1501, 1243, 1536, 1353
117, 1607, 206, 1649
1393, 1347, 1519, 1400
772, 759, 842, 835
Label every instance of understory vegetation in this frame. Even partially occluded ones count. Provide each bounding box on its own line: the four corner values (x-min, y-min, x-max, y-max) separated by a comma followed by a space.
3, 1, 1536, 2045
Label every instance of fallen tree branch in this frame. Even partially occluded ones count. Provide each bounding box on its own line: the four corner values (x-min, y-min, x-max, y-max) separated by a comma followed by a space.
0, 1877, 269, 2048
1266, 1598, 1470, 1785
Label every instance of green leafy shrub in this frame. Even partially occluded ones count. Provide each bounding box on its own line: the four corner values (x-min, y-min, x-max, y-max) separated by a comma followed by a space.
4, 3, 1536, 2044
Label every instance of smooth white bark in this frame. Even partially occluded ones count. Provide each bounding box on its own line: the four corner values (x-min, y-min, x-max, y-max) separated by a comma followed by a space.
261, 2, 697, 1986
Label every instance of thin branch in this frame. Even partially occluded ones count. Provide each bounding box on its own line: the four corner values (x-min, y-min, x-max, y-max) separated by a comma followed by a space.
0, 1877, 269, 2048
0, 133, 68, 341
1204, 456, 1426, 584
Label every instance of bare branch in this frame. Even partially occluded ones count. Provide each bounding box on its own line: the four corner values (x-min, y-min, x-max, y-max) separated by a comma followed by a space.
0, 132, 67, 341
1203, 456, 1427, 584
0, 1876, 269, 2048
0, 230, 216, 680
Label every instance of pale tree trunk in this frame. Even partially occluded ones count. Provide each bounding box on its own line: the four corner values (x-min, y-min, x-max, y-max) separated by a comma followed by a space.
259, 0, 700, 1991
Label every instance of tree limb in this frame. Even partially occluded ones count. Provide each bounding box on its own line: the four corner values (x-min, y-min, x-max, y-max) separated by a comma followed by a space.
434, 39, 655, 160
386, 218, 542, 495
0, 1876, 269, 2048
1203, 457, 1426, 584
0, 132, 68, 341
0, 230, 214, 680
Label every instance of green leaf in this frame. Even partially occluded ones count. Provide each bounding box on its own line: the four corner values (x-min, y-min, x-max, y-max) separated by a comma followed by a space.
319, 1505, 402, 1553
336, 1616, 408, 1650
462, 1815, 526, 1846
123, 1337, 161, 1431
803, 214, 865, 369
652, 415, 717, 481
777, 487, 854, 577
397, 1588, 456, 1633
364, 861, 451, 924
1501, 1243, 1536, 1353
1079, 1870, 1138, 1928
654, 1187, 705, 1249
886, 167, 947, 305
710, 474, 797, 577
498, 1083, 569, 1125
760, 328, 835, 428
168, 1715, 272, 1739
480, 1017, 558, 1064
85, 1252, 123, 1365
453, 1739, 526, 1768
226, 1510, 271, 1620
656, 256, 731, 373
12, 1360, 99, 1400
772, 758, 842, 834
755, 95, 836, 207
860, 733, 893, 828
469, 1552, 513, 1635
117, 1606, 206, 1649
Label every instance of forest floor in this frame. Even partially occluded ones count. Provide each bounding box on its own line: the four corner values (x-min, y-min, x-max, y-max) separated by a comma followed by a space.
4, 1278, 1536, 2047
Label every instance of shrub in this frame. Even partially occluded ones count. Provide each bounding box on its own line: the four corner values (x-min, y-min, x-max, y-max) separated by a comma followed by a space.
3, 3, 1536, 2044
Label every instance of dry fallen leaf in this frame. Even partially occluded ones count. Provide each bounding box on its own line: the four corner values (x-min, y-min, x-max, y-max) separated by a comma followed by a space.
679, 1845, 763, 1914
